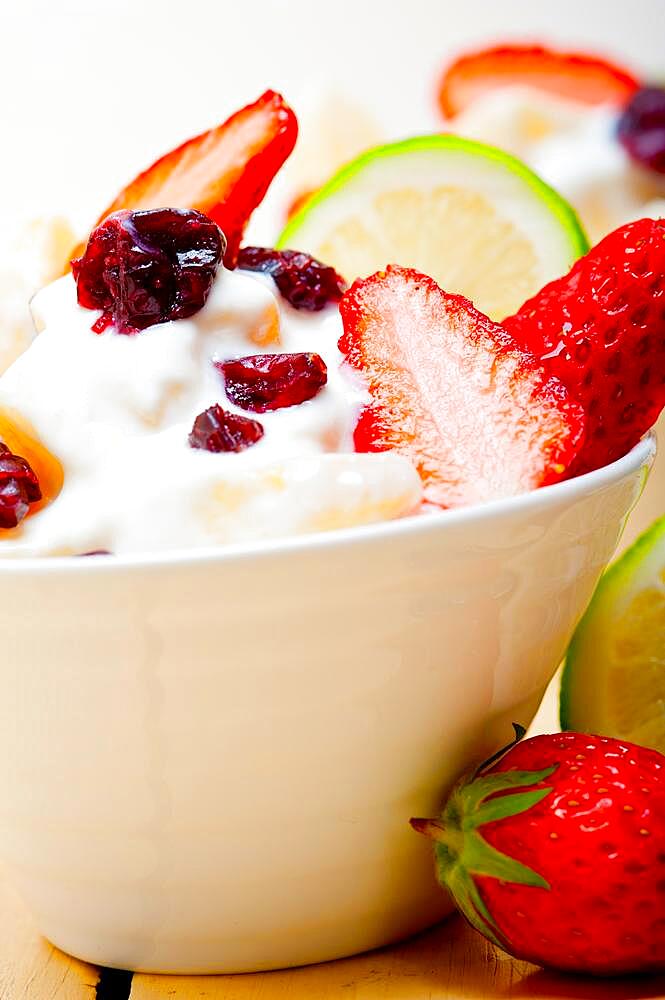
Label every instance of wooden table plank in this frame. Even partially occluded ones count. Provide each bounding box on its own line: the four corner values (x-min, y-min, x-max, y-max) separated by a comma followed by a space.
0, 864, 98, 1000
129, 918, 665, 1000
2, 857, 663, 1000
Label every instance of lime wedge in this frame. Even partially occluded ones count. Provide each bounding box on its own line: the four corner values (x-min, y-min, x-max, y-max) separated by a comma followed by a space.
561, 516, 665, 753
278, 135, 588, 320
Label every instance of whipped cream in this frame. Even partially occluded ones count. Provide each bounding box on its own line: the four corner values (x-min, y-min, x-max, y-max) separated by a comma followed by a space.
0, 268, 420, 556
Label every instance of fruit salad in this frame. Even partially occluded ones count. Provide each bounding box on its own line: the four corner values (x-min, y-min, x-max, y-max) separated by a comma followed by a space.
280, 42, 665, 545
434, 43, 665, 545
0, 94, 423, 556
0, 66, 663, 557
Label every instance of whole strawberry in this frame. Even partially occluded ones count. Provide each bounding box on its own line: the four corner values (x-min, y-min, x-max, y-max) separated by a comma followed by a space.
504, 218, 665, 475
412, 729, 665, 976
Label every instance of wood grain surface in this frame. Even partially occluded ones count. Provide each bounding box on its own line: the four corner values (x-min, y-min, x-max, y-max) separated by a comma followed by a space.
129, 919, 665, 1000
1, 867, 664, 1000
0, 865, 97, 1000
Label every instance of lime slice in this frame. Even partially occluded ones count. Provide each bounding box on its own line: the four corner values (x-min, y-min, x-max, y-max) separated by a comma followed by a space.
278, 135, 588, 320
561, 516, 665, 753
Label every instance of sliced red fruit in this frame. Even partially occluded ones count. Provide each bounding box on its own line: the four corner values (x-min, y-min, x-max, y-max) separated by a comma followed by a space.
188, 404, 264, 453
438, 44, 641, 119
217, 352, 327, 412
72, 209, 224, 334
285, 187, 317, 222
0, 414, 63, 520
617, 86, 665, 174
236, 246, 346, 311
339, 266, 585, 508
0, 443, 42, 529
504, 218, 665, 475
97, 91, 298, 267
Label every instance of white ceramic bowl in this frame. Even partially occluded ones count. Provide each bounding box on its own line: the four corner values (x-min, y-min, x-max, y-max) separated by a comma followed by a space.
0, 435, 654, 973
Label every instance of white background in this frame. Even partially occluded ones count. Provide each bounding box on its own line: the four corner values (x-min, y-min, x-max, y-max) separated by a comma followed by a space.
2, 0, 664, 227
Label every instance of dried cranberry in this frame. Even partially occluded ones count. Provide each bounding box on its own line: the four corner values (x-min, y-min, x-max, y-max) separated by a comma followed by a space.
72, 208, 225, 334
617, 86, 665, 174
188, 405, 264, 453
0, 443, 42, 529
218, 352, 327, 412
237, 246, 346, 311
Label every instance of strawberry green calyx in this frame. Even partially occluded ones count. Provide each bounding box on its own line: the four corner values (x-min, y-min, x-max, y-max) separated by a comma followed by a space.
416, 732, 665, 975
411, 758, 556, 948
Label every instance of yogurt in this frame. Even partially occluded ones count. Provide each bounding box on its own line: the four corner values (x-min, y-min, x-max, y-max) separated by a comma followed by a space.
0, 213, 78, 374
447, 86, 665, 241
0, 267, 420, 556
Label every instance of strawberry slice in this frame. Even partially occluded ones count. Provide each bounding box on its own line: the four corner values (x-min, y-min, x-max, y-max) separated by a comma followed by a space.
97, 90, 297, 266
339, 266, 585, 508
504, 218, 665, 475
438, 44, 640, 119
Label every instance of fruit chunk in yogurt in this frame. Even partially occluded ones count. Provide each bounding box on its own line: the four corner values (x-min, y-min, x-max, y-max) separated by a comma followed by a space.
0, 235, 420, 556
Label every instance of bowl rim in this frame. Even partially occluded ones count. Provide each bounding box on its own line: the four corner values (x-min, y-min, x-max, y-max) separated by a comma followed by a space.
0, 433, 655, 576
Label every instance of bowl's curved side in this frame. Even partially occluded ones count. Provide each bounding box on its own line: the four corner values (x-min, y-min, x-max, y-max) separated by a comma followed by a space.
0, 441, 652, 972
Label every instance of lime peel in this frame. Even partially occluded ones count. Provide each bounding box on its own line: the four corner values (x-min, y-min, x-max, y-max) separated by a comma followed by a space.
278, 134, 589, 320
560, 515, 665, 753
